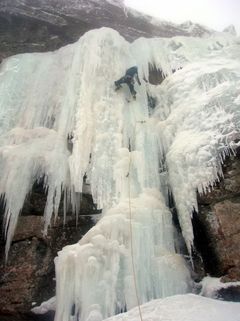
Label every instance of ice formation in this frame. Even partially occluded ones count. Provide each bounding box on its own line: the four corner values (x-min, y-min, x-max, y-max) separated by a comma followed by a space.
0, 27, 240, 320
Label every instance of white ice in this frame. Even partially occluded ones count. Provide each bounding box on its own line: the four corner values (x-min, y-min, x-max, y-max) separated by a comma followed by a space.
54, 190, 192, 321
0, 27, 240, 320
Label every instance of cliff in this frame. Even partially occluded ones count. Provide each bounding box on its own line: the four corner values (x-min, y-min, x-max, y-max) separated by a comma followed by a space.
0, 0, 214, 59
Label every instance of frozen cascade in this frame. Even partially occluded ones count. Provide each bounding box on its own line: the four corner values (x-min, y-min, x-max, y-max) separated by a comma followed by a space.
0, 28, 240, 320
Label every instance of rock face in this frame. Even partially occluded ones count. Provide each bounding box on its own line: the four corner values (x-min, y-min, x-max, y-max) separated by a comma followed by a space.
0, 0, 214, 59
0, 216, 97, 321
0, 183, 99, 321
195, 150, 240, 283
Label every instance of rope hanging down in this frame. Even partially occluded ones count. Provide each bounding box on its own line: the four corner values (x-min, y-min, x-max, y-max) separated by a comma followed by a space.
127, 120, 146, 321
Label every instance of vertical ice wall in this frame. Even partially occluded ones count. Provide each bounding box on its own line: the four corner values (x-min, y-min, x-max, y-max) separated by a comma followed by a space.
54, 191, 191, 321
0, 27, 240, 320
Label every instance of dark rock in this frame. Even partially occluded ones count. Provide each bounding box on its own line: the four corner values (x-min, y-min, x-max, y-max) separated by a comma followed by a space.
192, 208, 222, 277
216, 286, 240, 302
12, 216, 44, 242
0, 215, 95, 321
0, 178, 99, 321
20, 180, 100, 219
195, 151, 240, 281
0, 0, 214, 59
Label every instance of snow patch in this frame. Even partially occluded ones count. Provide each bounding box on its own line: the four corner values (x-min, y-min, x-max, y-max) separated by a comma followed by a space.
200, 276, 240, 298
104, 294, 240, 321
32, 296, 56, 314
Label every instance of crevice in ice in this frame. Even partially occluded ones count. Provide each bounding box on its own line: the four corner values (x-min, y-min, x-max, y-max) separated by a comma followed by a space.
148, 64, 165, 85
168, 191, 188, 256
67, 133, 74, 153
147, 63, 183, 86
147, 93, 157, 117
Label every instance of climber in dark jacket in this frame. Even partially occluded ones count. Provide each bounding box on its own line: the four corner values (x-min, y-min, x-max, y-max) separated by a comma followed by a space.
114, 66, 141, 99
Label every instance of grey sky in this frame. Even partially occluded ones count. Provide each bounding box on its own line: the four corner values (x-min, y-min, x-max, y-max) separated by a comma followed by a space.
125, 0, 240, 35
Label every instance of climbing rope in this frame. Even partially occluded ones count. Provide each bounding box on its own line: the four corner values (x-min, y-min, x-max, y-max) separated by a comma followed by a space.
127, 120, 146, 321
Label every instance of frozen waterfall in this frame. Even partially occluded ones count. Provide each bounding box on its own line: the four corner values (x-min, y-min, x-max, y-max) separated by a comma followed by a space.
0, 27, 240, 321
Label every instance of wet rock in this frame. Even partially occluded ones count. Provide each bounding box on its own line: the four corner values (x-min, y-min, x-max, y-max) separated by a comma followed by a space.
196, 152, 240, 281
0, 178, 99, 321
13, 216, 44, 242
0, 215, 95, 321
216, 286, 240, 302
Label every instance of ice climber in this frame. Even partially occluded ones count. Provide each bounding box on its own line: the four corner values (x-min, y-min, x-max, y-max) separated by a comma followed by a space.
114, 66, 141, 99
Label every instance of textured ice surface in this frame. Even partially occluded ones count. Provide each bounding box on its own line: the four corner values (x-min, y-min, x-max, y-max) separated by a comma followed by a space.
1, 28, 240, 320
54, 190, 191, 320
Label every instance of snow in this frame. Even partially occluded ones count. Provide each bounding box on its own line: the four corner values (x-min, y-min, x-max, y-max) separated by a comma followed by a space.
200, 276, 240, 298
32, 296, 56, 314
33, 294, 240, 321
104, 294, 240, 321
32, 294, 240, 321
1, 27, 240, 320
